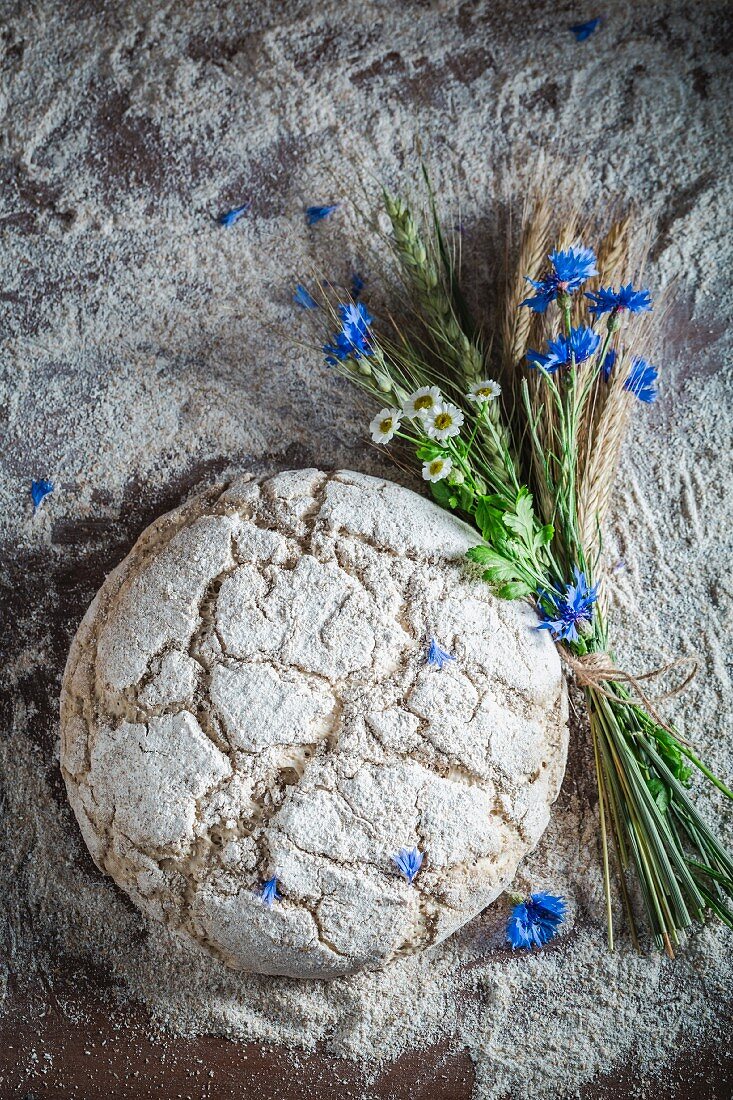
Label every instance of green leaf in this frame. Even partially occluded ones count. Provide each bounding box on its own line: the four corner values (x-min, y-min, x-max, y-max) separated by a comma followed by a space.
475, 496, 508, 544
468, 546, 525, 585
466, 545, 493, 564
457, 483, 475, 512
647, 777, 671, 814
468, 548, 516, 576
533, 524, 554, 550
494, 580, 533, 600
416, 442, 444, 461
654, 727, 693, 786
429, 479, 453, 507
504, 487, 536, 548
483, 567, 516, 585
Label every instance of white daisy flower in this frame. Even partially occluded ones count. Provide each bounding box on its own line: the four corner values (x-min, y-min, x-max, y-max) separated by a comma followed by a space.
402, 385, 443, 419
369, 407, 402, 444
424, 401, 464, 441
467, 379, 502, 403
421, 455, 453, 483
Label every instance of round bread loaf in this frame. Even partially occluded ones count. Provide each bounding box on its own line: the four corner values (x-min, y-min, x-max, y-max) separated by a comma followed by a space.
61, 469, 568, 978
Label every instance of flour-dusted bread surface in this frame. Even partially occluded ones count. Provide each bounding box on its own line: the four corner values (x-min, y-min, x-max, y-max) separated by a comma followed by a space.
60, 469, 568, 979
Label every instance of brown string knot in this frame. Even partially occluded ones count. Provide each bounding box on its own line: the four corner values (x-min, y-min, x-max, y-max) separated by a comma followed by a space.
556, 646, 698, 734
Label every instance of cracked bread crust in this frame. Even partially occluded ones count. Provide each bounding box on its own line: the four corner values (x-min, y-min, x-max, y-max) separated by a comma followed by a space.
60, 469, 569, 979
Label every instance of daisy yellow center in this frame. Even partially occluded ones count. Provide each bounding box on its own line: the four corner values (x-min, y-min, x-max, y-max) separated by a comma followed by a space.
429, 460, 445, 475
476, 386, 493, 397
434, 412, 452, 430
379, 417, 394, 433
414, 394, 434, 411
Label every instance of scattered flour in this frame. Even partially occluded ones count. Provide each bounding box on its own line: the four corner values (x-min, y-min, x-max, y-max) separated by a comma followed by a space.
1, 1, 732, 1097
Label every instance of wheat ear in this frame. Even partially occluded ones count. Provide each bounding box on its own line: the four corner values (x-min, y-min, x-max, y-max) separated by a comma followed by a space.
576, 215, 636, 495
383, 191, 485, 383
577, 358, 633, 568
596, 214, 633, 283
502, 195, 552, 374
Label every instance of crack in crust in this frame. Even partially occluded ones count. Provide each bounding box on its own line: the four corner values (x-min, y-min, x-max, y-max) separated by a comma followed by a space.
60, 469, 569, 979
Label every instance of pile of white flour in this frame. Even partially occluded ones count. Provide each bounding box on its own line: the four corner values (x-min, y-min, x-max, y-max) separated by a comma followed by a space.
1, 1, 732, 1096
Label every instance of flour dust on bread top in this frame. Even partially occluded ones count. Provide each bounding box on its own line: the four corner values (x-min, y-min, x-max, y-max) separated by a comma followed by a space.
60, 469, 568, 979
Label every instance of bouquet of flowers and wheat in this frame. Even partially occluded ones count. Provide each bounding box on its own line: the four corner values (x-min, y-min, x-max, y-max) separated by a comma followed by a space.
304, 183, 733, 956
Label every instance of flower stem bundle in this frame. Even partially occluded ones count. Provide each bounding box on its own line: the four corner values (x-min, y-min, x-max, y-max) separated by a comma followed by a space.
313, 185, 733, 954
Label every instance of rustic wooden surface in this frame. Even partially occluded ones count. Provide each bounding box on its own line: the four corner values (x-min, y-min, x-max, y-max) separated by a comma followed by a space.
2, 984, 733, 1099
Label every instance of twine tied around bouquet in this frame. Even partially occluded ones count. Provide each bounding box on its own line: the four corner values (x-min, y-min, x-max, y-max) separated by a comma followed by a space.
556, 646, 699, 735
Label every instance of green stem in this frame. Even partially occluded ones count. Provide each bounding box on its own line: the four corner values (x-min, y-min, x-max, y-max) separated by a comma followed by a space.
591, 718, 614, 950
676, 743, 733, 800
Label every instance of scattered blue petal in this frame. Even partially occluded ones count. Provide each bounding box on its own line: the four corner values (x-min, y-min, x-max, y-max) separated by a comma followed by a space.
537, 568, 599, 643
426, 637, 456, 670
586, 283, 652, 316
260, 876, 281, 907
218, 202, 251, 227
624, 357, 658, 403
527, 326, 601, 373
323, 301, 374, 365
294, 284, 319, 309
351, 272, 365, 298
521, 245, 598, 312
306, 203, 339, 225
507, 892, 567, 949
392, 846, 424, 884
30, 479, 54, 510
570, 18, 601, 42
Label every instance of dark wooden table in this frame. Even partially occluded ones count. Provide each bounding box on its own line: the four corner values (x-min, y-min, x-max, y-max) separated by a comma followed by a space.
3, 983, 733, 1100
3, 982, 733, 1100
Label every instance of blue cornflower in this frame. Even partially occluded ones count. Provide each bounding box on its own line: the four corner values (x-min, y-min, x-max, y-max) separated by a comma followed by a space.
537, 568, 599, 643
603, 350, 658, 402
426, 638, 455, 669
624, 357, 658, 403
527, 325, 601, 374
507, 892, 567, 949
294, 284, 318, 309
323, 302, 374, 364
521, 246, 598, 312
351, 272, 365, 298
570, 18, 601, 41
586, 283, 652, 316
306, 204, 339, 225
30, 479, 54, 510
218, 202, 251, 227
392, 846, 424, 884
260, 876, 281, 907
